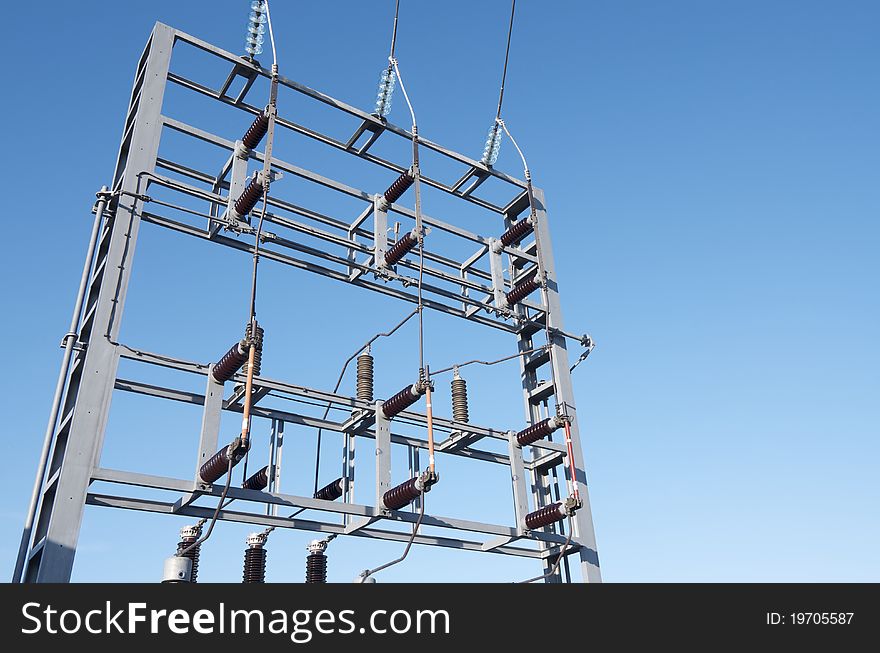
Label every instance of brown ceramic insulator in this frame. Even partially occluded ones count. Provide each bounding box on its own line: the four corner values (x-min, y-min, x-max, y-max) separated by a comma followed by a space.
383, 169, 415, 204
242, 546, 266, 583
198, 441, 247, 484
242, 322, 264, 377
212, 340, 248, 383
175, 538, 201, 583
356, 352, 374, 402
516, 418, 559, 447
381, 383, 424, 419
384, 230, 419, 267
505, 273, 540, 306
242, 111, 270, 150
305, 552, 327, 583
314, 478, 345, 502
243, 465, 269, 491
499, 217, 534, 247
382, 477, 422, 510
233, 173, 265, 217
451, 376, 469, 424
524, 502, 566, 530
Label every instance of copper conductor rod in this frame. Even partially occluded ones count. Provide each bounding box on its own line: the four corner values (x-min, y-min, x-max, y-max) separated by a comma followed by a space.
240, 340, 257, 444
425, 379, 435, 474
563, 419, 579, 501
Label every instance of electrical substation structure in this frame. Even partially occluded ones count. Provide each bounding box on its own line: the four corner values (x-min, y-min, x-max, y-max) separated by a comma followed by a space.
14, 18, 601, 583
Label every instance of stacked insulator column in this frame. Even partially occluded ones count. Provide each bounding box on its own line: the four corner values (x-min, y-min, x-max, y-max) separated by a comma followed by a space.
242, 110, 270, 150
451, 368, 469, 424
175, 524, 203, 583
245, 0, 267, 57
356, 349, 374, 402
499, 216, 534, 248
243, 465, 269, 491
199, 437, 249, 484
481, 121, 503, 166
314, 478, 345, 502
381, 381, 427, 419
305, 540, 328, 583
384, 229, 419, 267
242, 533, 267, 583
374, 66, 396, 117
232, 171, 266, 220
516, 416, 565, 447
506, 271, 541, 306
242, 322, 264, 377
384, 169, 415, 204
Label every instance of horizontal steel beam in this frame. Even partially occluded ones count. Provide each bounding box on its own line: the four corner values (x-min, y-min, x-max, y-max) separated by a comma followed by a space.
114, 377, 515, 466
116, 346, 568, 456
163, 26, 528, 195
86, 493, 544, 559
90, 467, 572, 546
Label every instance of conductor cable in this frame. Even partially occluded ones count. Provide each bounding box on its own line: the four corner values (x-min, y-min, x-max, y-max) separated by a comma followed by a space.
517, 516, 575, 584
302, 309, 420, 521
178, 456, 234, 557
389, 0, 400, 59
495, 0, 517, 120
497, 118, 562, 411
241, 3, 280, 447
431, 346, 546, 377
358, 491, 426, 582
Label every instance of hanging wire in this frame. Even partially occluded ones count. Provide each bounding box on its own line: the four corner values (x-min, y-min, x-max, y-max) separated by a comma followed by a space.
517, 516, 576, 583
498, 119, 530, 179
264, 0, 278, 67
213, 311, 421, 522
359, 491, 427, 581
242, 0, 281, 449
480, 0, 516, 166
389, 0, 401, 59
496, 0, 517, 119
178, 456, 234, 557
498, 118, 560, 405
389, 44, 433, 472
246, 1, 280, 326
389, 60, 425, 370
431, 346, 546, 377
183, 0, 283, 545
310, 309, 419, 501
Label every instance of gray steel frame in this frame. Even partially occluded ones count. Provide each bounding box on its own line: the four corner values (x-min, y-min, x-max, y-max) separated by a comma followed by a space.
15, 23, 601, 583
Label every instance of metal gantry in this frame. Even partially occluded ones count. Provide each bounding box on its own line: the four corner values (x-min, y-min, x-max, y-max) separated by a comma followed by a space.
15, 23, 601, 583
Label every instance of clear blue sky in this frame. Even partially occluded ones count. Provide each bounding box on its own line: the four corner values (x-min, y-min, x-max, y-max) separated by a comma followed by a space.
1, 0, 878, 582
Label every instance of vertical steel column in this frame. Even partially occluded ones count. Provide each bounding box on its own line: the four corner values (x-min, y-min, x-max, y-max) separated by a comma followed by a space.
407, 446, 422, 512
269, 419, 284, 516
506, 431, 530, 533
531, 464, 562, 583
342, 429, 356, 525
195, 366, 224, 485
512, 262, 564, 582
20, 23, 174, 582
488, 238, 507, 310
12, 188, 110, 582
225, 140, 250, 225
532, 188, 601, 582
374, 400, 392, 510
373, 195, 388, 269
